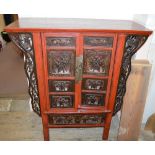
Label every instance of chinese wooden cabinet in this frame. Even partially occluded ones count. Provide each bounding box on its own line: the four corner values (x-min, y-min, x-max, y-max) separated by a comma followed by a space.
5, 18, 152, 140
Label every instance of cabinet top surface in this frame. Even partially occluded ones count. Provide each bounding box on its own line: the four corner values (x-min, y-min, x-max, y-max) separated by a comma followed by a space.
5, 18, 152, 34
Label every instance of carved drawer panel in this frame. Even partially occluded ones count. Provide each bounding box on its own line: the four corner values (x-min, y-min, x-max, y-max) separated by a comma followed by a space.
50, 95, 74, 108
46, 37, 75, 47
84, 36, 113, 47
82, 93, 105, 106
82, 78, 108, 91
83, 50, 111, 75
48, 50, 75, 76
49, 80, 74, 92
48, 113, 105, 125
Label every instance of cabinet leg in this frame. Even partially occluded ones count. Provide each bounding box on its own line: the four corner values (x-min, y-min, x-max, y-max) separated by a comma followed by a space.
102, 126, 110, 140
102, 113, 112, 140
43, 126, 49, 141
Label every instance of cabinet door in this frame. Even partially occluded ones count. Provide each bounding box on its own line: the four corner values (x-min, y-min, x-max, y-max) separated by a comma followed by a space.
78, 33, 117, 109
42, 33, 117, 111
42, 33, 79, 110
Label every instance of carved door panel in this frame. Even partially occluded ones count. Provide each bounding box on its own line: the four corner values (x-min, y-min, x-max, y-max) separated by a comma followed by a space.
79, 33, 117, 109
42, 33, 117, 111
42, 33, 78, 110
48, 50, 75, 76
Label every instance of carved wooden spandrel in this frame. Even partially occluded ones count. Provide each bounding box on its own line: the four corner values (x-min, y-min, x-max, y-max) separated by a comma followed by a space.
113, 35, 148, 115
9, 33, 41, 116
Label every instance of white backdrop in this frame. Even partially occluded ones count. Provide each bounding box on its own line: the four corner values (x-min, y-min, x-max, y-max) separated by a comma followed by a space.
1, 0, 155, 153
133, 15, 155, 123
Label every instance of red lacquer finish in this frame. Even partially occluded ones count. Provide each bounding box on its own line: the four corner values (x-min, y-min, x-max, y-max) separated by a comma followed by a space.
5, 18, 152, 34
4, 18, 152, 141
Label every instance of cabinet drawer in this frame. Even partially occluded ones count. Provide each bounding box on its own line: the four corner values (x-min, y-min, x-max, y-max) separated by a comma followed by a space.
50, 95, 74, 108
48, 113, 105, 125
82, 78, 108, 91
82, 93, 106, 106
46, 37, 76, 47
49, 80, 75, 92
84, 36, 113, 47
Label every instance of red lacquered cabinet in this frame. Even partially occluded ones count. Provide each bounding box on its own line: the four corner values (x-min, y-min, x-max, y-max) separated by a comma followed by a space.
5, 18, 152, 140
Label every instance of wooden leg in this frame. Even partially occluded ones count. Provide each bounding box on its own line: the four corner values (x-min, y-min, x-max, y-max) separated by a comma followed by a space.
102, 125, 110, 140
43, 126, 49, 141
102, 113, 112, 140
42, 114, 49, 141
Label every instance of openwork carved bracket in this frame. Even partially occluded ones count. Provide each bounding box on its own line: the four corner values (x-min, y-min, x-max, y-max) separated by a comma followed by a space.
113, 35, 148, 115
9, 33, 41, 116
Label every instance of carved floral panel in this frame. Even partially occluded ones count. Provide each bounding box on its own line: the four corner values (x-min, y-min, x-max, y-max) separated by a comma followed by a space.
46, 37, 75, 47
83, 50, 111, 75
82, 93, 105, 106
48, 50, 75, 76
82, 78, 107, 91
50, 95, 74, 108
49, 80, 74, 92
48, 113, 105, 125
84, 36, 113, 47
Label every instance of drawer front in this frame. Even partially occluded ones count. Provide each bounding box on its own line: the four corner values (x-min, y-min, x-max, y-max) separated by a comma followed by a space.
82, 93, 105, 106
46, 37, 75, 47
50, 95, 74, 108
84, 36, 113, 47
82, 78, 108, 91
49, 80, 75, 92
48, 113, 105, 125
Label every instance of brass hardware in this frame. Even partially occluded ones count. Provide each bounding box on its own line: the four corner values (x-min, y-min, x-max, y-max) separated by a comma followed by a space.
75, 55, 83, 83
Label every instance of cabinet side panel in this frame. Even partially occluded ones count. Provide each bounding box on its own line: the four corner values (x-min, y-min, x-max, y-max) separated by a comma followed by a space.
32, 33, 49, 127
102, 34, 126, 140
33, 32, 50, 140
108, 34, 126, 111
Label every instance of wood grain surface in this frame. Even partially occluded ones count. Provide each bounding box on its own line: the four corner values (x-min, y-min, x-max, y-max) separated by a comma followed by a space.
117, 60, 152, 140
